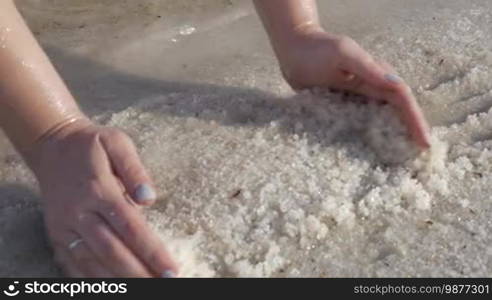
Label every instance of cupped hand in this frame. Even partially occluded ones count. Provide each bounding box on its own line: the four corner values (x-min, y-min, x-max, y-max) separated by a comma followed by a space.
25, 119, 178, 277
278, 25, 431, 148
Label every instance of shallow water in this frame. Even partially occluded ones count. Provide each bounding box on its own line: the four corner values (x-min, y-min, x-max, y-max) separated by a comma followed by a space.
0, 0, 491, 277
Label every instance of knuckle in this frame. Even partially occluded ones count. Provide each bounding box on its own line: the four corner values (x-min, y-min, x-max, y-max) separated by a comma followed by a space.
335, 36, 356, 52
62, 202, 90, 223
99, 201, 124, 219
101, 202, 141, 241
86, 179, 105, 199
122, 163, 148, 181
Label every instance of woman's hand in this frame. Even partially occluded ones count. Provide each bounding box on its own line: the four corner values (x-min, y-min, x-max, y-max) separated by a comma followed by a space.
1, 0, 176, 277
25, 119, 178, 277
277, 25, 431, 148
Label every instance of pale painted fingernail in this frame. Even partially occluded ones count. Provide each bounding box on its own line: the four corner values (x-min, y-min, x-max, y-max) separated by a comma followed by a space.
423, 129, 433, 148
385, 74, 402, 83
161, 270, 176, 278
134, 184, 156, 204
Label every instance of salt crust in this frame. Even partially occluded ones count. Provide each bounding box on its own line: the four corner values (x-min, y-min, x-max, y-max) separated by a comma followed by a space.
103, 87, 490, 277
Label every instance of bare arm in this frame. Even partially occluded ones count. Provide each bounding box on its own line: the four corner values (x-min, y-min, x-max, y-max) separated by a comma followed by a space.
253, 0, 322, 61
0, 0, 87, 153
0, 1, 177, 278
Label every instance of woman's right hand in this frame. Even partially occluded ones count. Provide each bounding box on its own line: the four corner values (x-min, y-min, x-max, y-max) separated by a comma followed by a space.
25, 119, 178, 277
276, 27, 431, 149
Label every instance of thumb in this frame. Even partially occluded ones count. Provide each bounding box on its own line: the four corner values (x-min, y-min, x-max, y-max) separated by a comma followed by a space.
100, 129, 157, 206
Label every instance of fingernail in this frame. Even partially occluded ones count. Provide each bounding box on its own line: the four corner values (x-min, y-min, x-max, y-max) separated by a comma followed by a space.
134, 184, 156, 204
161, 270, 176, 278
385, 74, 402, 83
422, 130, 433, 149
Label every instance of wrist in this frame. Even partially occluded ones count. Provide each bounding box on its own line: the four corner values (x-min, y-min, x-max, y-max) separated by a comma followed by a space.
35, 116, 93, 146
274, 24, 334, 62
21, 115, 93, 172
273, 25, 339, 85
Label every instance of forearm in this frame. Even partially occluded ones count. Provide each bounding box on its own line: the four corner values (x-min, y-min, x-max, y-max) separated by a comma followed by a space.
0, 0, 87, 153
253, 0, 323, 55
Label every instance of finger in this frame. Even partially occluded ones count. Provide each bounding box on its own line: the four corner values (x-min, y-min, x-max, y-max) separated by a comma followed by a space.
59, 246, 113, 278
337, 79, 431, 148
378, 60, 398, 74
386, 88, 432, 149
360, 90, 430, 149
97, 192, 178, 277
359, 81, 431, 148
335, 72, 366, 93
337, 38, 403, 90
70, 247, 113, 278
77, 212, 153, 277
100, 129, 157, 206
61, 231, 115, 277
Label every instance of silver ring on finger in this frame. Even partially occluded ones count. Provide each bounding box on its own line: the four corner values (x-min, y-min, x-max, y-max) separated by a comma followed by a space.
68, 238, 84, 250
